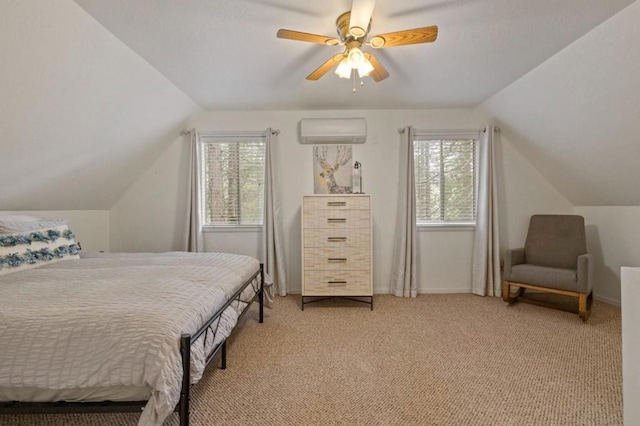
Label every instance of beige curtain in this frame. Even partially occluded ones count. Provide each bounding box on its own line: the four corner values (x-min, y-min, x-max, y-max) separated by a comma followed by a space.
184, 129, 203, 253
391, 126, 418, 297
471, 125, 501, 296
262, 128, 287, 301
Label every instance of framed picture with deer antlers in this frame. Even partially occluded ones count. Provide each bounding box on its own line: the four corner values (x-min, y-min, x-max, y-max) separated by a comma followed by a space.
313, 145, 353, 194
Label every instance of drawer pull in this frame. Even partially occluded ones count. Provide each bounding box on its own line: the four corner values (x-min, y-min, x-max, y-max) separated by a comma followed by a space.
328, 258, 347, 263
328, 281, 347, 286
327, 218, 347, 223
327, 201, 347, 207
327, 237, 347, 242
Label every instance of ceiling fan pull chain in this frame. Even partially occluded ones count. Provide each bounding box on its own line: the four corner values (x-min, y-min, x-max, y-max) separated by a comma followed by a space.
356, 68, 365, 89
352, 70, 357, 93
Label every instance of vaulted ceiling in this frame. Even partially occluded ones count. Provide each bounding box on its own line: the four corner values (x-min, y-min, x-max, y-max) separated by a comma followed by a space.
73, 0, 634, 110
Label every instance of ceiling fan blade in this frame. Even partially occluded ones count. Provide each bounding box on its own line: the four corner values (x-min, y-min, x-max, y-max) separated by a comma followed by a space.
349, 0, 376, 37
370, 26, 438, 48
364, 52, 389, 82
277, 29, 339, 46
306, 54, 345, 80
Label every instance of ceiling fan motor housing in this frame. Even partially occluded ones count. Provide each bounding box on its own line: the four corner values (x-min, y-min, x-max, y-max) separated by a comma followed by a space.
336, 11, 371, 41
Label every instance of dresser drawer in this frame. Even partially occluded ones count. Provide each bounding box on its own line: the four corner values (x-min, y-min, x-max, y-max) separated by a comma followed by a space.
303, 208, 370, 229
303, 196, 369, 213
304, 246, 370, 270
304, 270, 371, 296
303, 228, 370, 248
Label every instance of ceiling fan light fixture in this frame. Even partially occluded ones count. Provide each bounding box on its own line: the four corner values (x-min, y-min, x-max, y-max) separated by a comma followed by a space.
347, 47, 365, 68
335, 57, 352, 79
357, 58, 374, 77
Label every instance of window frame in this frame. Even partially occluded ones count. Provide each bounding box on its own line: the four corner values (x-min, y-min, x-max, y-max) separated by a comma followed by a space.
413, 130, 479, 230
198, 131, 266, 230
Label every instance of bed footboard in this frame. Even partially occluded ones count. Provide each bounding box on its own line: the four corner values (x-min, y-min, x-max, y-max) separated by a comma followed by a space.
177, 263, 264, 425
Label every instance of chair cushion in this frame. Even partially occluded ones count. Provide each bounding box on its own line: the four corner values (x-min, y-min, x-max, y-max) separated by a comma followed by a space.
509, 264, 578, 292
525, 215, 586, 269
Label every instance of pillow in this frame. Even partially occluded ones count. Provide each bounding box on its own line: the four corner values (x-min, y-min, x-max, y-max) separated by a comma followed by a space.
0, 224, 81, 275
0, 218, 68, 235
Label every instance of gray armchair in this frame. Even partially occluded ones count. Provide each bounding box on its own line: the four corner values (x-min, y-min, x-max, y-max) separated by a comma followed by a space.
503, 215, 593, 320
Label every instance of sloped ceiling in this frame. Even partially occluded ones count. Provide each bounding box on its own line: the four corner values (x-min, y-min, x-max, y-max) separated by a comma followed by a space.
72, 0, 633, 110
0, 0, 200, 211
479, 0, 640, 206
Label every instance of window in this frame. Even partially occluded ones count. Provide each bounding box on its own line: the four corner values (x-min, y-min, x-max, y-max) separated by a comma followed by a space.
413, 133, 477, 225
200, 133, 266, 226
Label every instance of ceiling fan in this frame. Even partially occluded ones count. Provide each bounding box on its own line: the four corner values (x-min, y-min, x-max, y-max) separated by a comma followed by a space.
276, 0, 438, 84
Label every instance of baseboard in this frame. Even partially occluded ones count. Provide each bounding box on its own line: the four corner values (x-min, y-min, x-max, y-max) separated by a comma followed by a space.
594, 294, 621, 307
418, 288, 473, 294
373, 288, 473, 294
282, 290, 619, 306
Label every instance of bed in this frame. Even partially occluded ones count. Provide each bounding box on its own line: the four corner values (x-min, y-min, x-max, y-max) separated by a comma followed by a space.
0, 216, 266, 426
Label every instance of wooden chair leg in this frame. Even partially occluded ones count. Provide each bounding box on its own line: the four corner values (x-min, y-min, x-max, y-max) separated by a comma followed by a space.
502, 281, 511, 302
578, 293, 591, 321
503, 282, 525, 304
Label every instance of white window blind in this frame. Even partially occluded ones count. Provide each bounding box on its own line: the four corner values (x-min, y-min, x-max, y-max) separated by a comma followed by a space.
413, 135, 477, 224
200, 133, 266, 226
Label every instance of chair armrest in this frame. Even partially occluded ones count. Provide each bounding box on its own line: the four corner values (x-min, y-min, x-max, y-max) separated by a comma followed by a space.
577, 253, 594, 294
504, 248, 525, 280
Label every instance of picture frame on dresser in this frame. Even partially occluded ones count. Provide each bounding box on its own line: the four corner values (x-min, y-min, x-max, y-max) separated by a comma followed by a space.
301, 194, 373, 310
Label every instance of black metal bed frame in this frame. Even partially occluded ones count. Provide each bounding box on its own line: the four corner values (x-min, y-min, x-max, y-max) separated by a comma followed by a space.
0, 263, 265, 426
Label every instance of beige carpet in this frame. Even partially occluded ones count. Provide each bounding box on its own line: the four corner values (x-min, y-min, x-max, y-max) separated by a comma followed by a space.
1, 294, 622, 426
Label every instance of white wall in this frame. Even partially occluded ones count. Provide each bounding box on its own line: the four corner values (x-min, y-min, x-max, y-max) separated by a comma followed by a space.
574, 206, 640, 306
110, 108, 573, 295
415, 228, 475, 293
0, 0, 200, 211
493, 129, 575, 254
476, 1, 640, 206
203, 229, 262, 260
109, 134, 189, 252
2, 210, 109, 253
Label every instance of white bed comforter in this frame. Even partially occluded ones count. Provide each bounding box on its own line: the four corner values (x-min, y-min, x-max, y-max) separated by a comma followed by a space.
0, 252, 261, 425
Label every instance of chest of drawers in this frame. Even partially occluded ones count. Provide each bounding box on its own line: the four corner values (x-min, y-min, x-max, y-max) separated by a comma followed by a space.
301, 195, 372, 309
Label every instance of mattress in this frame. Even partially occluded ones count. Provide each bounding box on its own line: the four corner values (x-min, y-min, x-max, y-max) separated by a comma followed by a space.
0, 251, 262, 426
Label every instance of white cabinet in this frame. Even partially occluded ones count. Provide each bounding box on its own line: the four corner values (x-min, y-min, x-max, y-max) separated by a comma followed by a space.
301, 195, 373, 309
622, 267, 640, 425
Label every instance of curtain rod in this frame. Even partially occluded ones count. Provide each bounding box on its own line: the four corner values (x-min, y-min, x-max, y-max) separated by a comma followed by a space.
181, 129, 280, 136
397, 126, 501, 134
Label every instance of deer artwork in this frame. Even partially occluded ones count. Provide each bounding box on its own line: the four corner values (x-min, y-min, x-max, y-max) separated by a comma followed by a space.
314, 145, 353, 194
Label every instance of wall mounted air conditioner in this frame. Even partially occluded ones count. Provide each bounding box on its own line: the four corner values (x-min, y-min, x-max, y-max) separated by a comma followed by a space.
299, 117, 367, 144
